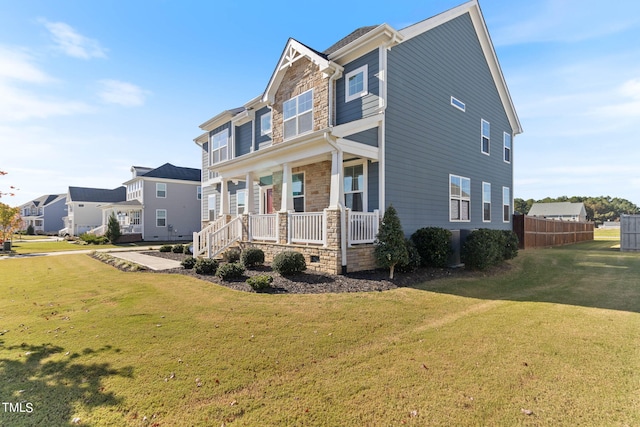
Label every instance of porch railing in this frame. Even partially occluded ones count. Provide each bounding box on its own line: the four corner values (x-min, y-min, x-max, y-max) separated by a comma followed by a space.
348, 210, 380, 246
206, 216, 242, 258
193, 216, 226, 257
87, 225, 106, 236
289, 211, 326, 245
249, 214, 278, 242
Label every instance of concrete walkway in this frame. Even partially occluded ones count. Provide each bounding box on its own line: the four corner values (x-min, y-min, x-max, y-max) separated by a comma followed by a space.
108, 251, 181, 271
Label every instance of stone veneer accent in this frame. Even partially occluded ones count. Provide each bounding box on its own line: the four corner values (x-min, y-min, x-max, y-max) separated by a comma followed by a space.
272, 160, 331, 213
271, 57, 329, 145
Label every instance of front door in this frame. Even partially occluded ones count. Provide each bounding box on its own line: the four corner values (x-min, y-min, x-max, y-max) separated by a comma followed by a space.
263, 187, 274, 214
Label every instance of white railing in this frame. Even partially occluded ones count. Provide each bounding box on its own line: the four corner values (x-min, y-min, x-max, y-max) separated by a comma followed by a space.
289, 211, 325, 245
87, 225, 106, 236
120, 224, 142, 234
193, 216, 226, 256
206, 216, 242, 258
249, 214, 278, 241
348, 210, 380, 246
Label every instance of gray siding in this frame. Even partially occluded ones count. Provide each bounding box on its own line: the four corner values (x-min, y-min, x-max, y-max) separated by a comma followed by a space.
254, 106, 272, 148
143, 180, 201, 241
385, 13, 514, 235
201, 142, 209, 181
336, 49, 380, 125
345, 127, 378, 147
235, 122, 252, 157
43, 198, 67, 233
367, 161, 379, 211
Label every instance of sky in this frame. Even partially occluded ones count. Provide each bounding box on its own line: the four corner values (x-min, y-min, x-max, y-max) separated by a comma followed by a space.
1, 0, 640, 207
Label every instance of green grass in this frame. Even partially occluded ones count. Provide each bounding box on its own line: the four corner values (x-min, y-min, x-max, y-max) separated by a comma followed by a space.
594, 227, 620, 240
6, 240, 122, 254
1, 241, 639, 426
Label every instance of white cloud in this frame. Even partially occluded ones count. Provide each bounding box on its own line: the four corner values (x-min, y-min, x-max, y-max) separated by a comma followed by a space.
40, 19, 107, 59
0, 46, 52, 84
98, 79, 149, 107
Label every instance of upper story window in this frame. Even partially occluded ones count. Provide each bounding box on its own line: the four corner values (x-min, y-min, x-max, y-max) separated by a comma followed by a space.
504, 132, 512, 163
156, 183, 166, 198
260, 112, 272, 136
345, 65, 368, 102
450, 174, 470, 222
283, 89, 313, 140
211, 129, 229, 164
481, 119, 490, 155
451, 96, 466, 112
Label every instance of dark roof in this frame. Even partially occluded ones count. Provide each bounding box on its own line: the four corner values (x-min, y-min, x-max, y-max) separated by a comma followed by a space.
323, 25, 379, 55
26, 194, 65, 208
68, 186, 126, 203
141, 163, 201, 182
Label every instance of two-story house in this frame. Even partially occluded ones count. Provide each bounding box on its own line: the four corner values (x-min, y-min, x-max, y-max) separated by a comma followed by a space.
97, 163, 202, 242
193, 0, 522, 274
19, 194, 67, 234
62, 186, 126, 237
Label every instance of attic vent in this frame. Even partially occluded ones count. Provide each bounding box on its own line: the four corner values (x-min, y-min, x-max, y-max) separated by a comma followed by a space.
451, 96, 466, 112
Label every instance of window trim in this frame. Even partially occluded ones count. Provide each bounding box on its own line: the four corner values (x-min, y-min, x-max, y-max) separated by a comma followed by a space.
197, 186, 202, 200
451, 96, 466, 112
450, 174, 471, 222
345, 65, 368, 103
283, 89, 314, 140
481, 119, 490, 155
343, 159, 368, 212
503, 187, 511, 223
156, 209, 167, 227
482, 182, 491, 222
156, 183, 167, 198
211, 128, 229, 165
292, 172, 305, 212
236, 189, 247, 215
260, 112, 272, 136
503, 132, 512, 163
207, 194, 216, 221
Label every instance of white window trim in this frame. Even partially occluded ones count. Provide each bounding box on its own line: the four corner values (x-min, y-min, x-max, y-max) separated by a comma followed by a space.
451, 96, 466, 112
236, 189, 247, 215
292, 171, 305, 212
503, 186, 511, 223
197, 186, 202, 200
503, 132, 512, 164
481, 119, 490, 156
260, 112, 272, 136
449, 174, 471, 222
156, 183, 167, 198
207, 194, 217, 221
283, 89, 314, 140
211, 128, 229, 165
345, 64, 368, 103
343, 159, 368, 212
260, 185, 273, 214
482, 181, 491, 223
156, 209, 167, 227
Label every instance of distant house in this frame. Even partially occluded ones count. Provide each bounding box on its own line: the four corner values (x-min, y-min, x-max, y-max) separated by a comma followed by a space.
528, 202, 587, 222
62, 187, 126, 236
19, 194, 67, 234
96, 163, 202, 241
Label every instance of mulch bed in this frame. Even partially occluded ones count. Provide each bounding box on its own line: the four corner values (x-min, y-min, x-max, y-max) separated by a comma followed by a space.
130, 251, 480, 294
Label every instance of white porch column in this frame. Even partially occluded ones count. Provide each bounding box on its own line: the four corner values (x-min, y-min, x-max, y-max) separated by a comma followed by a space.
219, 179, 229, 216
246, 172, 255, 214
328, 149, 344, 209
280, 163, 293, 212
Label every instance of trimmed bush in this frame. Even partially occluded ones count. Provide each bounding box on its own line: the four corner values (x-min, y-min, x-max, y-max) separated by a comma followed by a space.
502, 230, 519, 260
246, 275, 273, 291
397, 239, 422, 273
181, 256, 196, 270
159, 245, 173, 253
172, 244, 184, 254
194, 258, 218, 275
26, 224, 35, 235
241, 248, 265, 268
461, 229, 504, 270
79, 233, 109, 245
410, 227, 453, 268
272, 251, 306, 276
105, 213, 121, 243
374, 205, 409, 279
183, 245, 193, 255
216, 262, 245, 280
223, 248, 241, 263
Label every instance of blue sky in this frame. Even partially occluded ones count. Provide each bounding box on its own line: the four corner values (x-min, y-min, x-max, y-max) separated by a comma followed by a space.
2, 0, 640, 207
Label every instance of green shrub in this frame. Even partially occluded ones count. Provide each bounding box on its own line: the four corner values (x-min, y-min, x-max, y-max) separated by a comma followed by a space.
194, 258, 218, 275
502, 230, 519, 260
159, 245, 173, 253
272, 251, 306, 276
105, 213, 121, 243
374, 205, 409, 279
216, 262, 245, 280
246, 275, 273, 291
410, 227, 453, 268
223, 248, 241, 263
172, 244, 184, 254
397, 239, 422, 273
26, 224, 35, 235
79, 233, 109, 245
181, 256, 196, 269
183, 245, 193, 255
461, 229, 504, 270
241, 248, 265, 268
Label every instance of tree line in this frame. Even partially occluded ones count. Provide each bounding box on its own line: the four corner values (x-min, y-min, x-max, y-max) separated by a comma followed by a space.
514, 196, 640, 224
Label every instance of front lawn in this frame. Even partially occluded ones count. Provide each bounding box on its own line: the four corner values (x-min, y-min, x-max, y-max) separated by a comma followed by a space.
0, 241, 638, 426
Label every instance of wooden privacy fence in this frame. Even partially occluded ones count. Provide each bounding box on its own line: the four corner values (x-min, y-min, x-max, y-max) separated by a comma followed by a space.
512, 215, 594, 249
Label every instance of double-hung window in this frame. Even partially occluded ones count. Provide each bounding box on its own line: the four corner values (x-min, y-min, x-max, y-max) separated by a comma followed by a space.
236, 190, 247, 215
283, 90, 313, 139
450, 174, 471, 221
292, 173, 305, 212
483, 182, 491, 222
156, 183, 166, 198
197, 186, 202, 200
345, 65, 368, 102
504, 132, 512, 163
481, 119, 490, 155
156, 209, 167, 227
503, 187, 511, 222
260, 113, 272, 136
344, 163, 365, 211
211, 129, 229, 164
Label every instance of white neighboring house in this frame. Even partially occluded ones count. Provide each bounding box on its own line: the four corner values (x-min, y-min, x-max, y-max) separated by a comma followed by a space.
19, 194, 67, 234
528, 202, 588, 222
61, 187, 126, 237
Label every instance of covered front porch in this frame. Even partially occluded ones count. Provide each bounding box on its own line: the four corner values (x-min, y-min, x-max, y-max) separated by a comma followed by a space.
88, 200, 144, 241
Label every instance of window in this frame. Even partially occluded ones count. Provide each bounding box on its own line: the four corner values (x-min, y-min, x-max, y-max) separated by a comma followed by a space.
503, 187, 511, 222
481, 119, 490, 155
344, 163, 365, 211
292, 173, 304, 212
236, 190, 246, 214
211, 129, 229, 164
207, 194, 216, 220
504, 132, 512, 163
451, 96, 466, 112
260, 113, 272, 136
131, 211, 141, 225
197, 186, 202, 200
450, 174, 470, 222
283, 90, 313, 139
483, 182, 491, 222
156, 183, 166, 198
156, 209, 167, 227
345, 65, 368, 102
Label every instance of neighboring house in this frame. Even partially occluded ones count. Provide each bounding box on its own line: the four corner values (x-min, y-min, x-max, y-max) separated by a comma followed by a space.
62, 187, 126, 236
528, 202, 587, 222
193, 0, 522, 274
97, 163, 202, 242
19, 194, 67, 234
